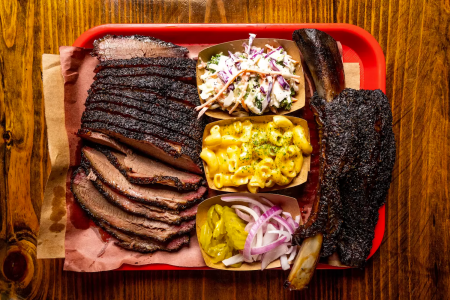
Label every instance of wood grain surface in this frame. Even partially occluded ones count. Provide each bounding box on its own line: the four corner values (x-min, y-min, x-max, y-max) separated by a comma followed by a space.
0, 0, 449, 299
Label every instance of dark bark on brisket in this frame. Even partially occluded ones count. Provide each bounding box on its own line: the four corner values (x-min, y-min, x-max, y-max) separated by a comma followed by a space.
81, 146, 207, 210
94, 57, 197, 73
97, 220, 191, 253
97, 146, 205, 191
92, 35, 189, 61
91, 75, 200, 107
71, 167, 196, 242
79, 123, 203, 174
86, 92, 202, 128
84, 100, 204, 141
89, 87, 199, 117
94, 65, 196, 83
81, 110, 202, 152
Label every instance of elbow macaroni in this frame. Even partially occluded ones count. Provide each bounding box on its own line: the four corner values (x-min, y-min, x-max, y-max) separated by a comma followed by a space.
201, 116, 312, 193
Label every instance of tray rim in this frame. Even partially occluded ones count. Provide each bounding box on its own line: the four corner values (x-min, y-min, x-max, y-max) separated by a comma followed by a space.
73, 23, 386, 271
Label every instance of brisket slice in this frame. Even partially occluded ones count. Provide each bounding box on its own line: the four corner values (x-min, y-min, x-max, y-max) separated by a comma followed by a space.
86, 92, 202, 128
79, 123, 203, 174
98, 220, 190, 253
91, 75, 200, 107
94, 179, 199, 225
81, 110, 201, 151
94, 57, 196, 73
98, 146, 205, 191
77, 128, 130, 154
92, 35, 188, 61
94, 65, 196, 83
71, 167, 196, 242
84, 101, 204, 141
81, 146, 206, 210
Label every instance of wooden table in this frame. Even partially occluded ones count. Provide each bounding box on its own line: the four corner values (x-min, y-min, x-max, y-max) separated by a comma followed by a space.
1, 0, 449, 299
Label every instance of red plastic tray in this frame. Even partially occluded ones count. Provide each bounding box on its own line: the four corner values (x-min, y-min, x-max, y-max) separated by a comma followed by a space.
73, 23, 386, 271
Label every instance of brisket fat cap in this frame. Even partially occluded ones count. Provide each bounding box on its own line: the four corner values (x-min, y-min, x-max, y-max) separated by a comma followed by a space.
71, 167, 197, 243
92, 35, 189, 61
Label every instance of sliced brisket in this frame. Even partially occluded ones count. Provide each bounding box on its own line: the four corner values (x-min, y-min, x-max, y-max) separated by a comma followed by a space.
81, 146, 206, 210
94, 57, 196, 73
84, 101, 204, 141
71, 167, 196, 242
79, 123, 203, 174
81, 110, 201, 151
99, 147, 205, 190
89, 87, 199, 117
98, 220, 190, 253
94, 65, 196, 83
91, 75, 200, 106
92, 35, 188, 61
77, 128, 130, 154
94, 179, 199, 225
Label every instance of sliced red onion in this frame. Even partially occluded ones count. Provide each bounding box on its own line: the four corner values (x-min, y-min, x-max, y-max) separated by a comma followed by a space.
269, 59, 280, 71
287, 246, 298, 262
235, 208, 252, 222
250, 48, 264, 60
250, 204, 262, 217
267, 229, 291, 241
228, 51, 238, 61
243, 206, 282, 262
260, 197, 275, 207
221, 196, 268, 212
236, 62, 241, 70
286, 216, 296, 230
260, 86, 266, 95
273, 215, 294, 234
231, 205, 259, 221
282, 212, 292, 219
248, 33, 256, 55
286, 245, 295, 255
218, 71, 229, 84
277, 75, 290, 90
245, 221, 255, 232
222, 253, 245, 266
261, 243, 288, 270
280, 254, 290, 270
250, 236, 287, 255
227, 83, 235, 92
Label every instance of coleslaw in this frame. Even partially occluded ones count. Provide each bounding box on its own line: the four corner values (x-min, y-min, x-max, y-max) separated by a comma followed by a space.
196, 34, 300, 117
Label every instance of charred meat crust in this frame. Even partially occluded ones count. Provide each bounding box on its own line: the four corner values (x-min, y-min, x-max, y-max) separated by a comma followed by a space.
88, 87, 200, 118
80, 147, 206, 211
97, 220, 191, 253
81, 110, 201, 152
292, 29, 345, 102
97, 146, 205, 191
79, 123, 204, 174
295, 89, 396, 267
91, 76, 201, 107
84, 101, 204, 141
71, 167, 196, 242
93, 57, 197, 73
92, 35, 189, 61
92, 179, 198, 225
94, 65, 196, 83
